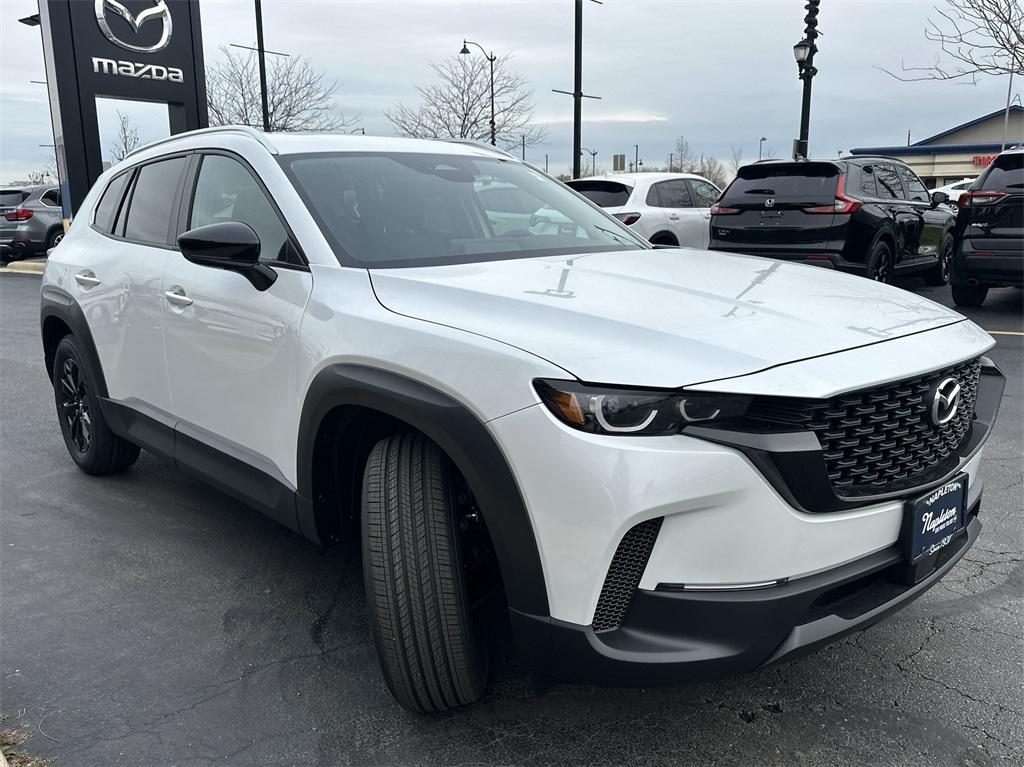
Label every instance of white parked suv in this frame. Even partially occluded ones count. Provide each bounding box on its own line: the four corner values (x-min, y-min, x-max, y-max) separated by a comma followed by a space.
566, 172, 720, 248
41, 127, 1003, 713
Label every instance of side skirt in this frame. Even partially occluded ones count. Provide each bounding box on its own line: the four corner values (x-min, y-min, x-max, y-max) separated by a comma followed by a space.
100, 398, 303, 536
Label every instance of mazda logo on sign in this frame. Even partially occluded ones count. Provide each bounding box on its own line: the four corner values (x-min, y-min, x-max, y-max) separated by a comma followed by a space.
95, 0, 172, 53
930, 377, 961, 426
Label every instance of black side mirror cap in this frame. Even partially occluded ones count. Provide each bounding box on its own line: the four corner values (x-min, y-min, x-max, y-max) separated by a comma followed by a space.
177, 221, 277, 291
930, 190, 950, 208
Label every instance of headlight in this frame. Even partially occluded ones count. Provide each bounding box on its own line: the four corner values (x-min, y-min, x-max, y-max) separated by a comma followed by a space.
534, 379, 750, 436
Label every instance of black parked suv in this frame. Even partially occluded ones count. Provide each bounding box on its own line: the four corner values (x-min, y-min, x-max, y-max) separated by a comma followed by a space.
950, 146, 1023, 307
708, 157, 955, 284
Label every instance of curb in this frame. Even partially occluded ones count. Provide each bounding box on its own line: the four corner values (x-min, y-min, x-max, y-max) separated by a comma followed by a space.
0, 260, 45, 274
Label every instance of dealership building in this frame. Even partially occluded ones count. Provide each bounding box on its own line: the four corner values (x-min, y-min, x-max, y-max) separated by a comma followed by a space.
850, 105, 1023, 188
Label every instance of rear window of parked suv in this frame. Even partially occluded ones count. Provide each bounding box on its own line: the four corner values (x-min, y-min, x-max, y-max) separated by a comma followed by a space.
719, 163, 839, 205
979, 152, 1024, 191
0, 190, 28, 207
565, 180, 633, 207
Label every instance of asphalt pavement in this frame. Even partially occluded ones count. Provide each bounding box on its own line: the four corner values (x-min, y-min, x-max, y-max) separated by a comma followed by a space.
1, 271, 1021, 767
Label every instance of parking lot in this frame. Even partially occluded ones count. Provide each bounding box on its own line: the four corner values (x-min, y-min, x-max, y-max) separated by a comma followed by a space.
1, 271, 1021, 767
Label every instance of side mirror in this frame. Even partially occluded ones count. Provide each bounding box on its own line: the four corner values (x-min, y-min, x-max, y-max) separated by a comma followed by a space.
930, 190, 949, 208
177, 221, 276, 290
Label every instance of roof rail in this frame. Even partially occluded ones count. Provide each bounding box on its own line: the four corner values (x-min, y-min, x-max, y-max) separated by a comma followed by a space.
125, 125, 277, 159
441, 138, 517, 159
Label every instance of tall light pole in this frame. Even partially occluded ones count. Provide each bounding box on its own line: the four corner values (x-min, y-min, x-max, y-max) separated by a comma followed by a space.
553, 0, 602, 179
634, 144, 641, 173
758, 136, 767, 160
254, 0, 271, 132
792, 0, 820, 159
460, 40, 497, 145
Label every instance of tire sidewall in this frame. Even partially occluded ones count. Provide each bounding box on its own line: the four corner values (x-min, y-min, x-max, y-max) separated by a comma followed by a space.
867, 239, 894, 283
53, 336, 99, 468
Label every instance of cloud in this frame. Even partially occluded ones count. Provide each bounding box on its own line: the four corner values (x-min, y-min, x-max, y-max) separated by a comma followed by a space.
532, 111, 670, 126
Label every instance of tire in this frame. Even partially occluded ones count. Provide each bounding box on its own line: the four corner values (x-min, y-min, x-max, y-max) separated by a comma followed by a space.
361, 433, 488, 712
924, 232, 954, 286
649, 232, 678, 247
952, 283, 988, 307
46, 228, 64, 251
53, 335, 140, 475
866, 239, 895, 283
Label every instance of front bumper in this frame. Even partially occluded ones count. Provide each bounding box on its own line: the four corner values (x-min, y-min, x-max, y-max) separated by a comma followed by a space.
513, 509, 980, 685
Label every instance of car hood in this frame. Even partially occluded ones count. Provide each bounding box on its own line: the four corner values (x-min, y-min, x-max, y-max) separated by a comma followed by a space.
368, 248, 966, 388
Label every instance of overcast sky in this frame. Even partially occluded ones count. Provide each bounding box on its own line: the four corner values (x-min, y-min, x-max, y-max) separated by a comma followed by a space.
0, 0, 1017, 182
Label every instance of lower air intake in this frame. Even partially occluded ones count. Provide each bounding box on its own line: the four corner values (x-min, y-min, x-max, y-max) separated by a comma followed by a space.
591, 517, 663, 633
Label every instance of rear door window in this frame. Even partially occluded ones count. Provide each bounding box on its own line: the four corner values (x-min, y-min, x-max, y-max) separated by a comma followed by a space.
720, 163, 839, 206
123, 157, 188, 245
979, 152, 1024, 192
897, 166, 929, 202
647, 180, 693, 208
874, 164, 903, 200
565, 180, 632, 207
92, 172, 131, 234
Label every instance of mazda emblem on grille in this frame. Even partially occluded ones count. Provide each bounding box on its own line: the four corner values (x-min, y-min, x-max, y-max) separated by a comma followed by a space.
930, 377, 961, 426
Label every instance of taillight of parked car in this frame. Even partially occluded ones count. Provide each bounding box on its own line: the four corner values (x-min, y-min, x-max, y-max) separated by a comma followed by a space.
3, 208, 33, 221
708, 204, 739, 215
803, 174, 861, 214
957, 190, 1006, 207
613, 212, 641, 225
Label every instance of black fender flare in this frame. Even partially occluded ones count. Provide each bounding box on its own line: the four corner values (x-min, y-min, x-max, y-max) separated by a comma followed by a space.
868, 225, 899, 262
297, 364, 550, 618
40, 284, 109, 398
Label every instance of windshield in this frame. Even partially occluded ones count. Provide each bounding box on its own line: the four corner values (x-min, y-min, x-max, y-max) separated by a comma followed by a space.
280, 152, 646, 268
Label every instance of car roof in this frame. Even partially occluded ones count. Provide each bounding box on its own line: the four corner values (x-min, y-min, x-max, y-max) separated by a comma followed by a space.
125, 125, 516, 162
571, 172, 712, 185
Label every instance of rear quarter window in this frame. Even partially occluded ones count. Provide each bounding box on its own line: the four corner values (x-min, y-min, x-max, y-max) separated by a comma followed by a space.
565, 180, 633, 208
92, 172, 131, 234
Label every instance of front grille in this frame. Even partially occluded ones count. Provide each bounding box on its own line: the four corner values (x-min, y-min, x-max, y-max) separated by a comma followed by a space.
748, 358, 981, 496
591, 517, 663, 633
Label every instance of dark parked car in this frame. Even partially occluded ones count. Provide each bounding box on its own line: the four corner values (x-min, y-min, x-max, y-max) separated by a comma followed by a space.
0, 185, 65, 264
708, 158, 955, 284
950, 146, 1023, 307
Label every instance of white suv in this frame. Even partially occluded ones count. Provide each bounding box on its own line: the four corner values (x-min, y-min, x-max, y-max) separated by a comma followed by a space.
41, 127, 1003, 713
566, 172, 720, 248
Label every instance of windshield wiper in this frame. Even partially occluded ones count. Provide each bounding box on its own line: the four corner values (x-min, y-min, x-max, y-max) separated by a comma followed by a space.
593, 224, 635, 245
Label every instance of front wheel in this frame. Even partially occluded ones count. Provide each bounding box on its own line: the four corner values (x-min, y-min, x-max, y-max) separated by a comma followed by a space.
923, 233, 954, 286
53, 335, 140, 474
361, 433, 488, 712
866, 240, 895, 284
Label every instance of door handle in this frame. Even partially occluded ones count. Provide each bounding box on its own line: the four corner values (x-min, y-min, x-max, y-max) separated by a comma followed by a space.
74, 271, 101, 287
164, 287, 193, 307
668, 214, 680, 220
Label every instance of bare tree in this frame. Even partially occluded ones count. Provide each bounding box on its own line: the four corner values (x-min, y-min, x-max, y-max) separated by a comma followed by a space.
880, 0, 1023, 83
674, 135, 694, 170
109, 111, 139, 163
207, 46, 357, 131
760, 143, 778, 161
387, 54, 545, 150
26, 153, 58, 185
693, 154, 729, 188
728, 145, 745, 176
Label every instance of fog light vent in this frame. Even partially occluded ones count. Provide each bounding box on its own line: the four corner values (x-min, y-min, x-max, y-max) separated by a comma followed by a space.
591, 517, 663, 633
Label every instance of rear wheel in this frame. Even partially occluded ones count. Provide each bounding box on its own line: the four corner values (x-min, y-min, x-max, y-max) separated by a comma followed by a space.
53, 336, 139, 474
952, 283, 989, 307
46, 228, 64, 251
649, 232, 678, 246
866, 239, 894, 283
361, 433, 488, 712
923, 233, 954, 286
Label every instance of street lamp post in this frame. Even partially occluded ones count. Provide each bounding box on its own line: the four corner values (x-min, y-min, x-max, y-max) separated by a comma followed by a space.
581, 146, 597, 176
634, 144, 641, 173
792, 0, 820, 159
759, 136, 767, 160
460, 40, 497, 146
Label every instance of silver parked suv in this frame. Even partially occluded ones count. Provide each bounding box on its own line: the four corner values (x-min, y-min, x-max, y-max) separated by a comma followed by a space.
0, 185, 65, 264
